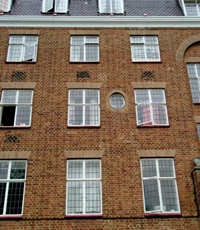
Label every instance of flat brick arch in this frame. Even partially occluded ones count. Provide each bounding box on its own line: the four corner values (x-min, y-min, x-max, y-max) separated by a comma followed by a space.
176, 34, 200, 61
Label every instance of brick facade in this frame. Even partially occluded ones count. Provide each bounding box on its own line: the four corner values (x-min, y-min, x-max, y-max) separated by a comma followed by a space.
0, 27, 200, 229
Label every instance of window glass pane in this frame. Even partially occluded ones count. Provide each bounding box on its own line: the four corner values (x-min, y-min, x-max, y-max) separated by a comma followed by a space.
85, 105, 99, 126
0, 162, 9, 179
15, 106, 31, 126
85, 46, 99, 61
143, 179, 160, 211
131, 45, 145, 61
85, 161, 100, 179
7, 45, 23, 62
68, 106, 83, 126
110, 93, 125, 109
70, 46, 84, 62
85, 90, 99, 104
150, 90, 165, 103
24, 45, 36, 61
137, 104, 151, 125
43, 0, 54, 12
10, 36, 23, 44
85, 37, 98, 43
67, 181, 83, 214
196, 64, 200, 77
187, 64, 197, 78
100, 0, 111, 13
197, 124, 200, 138
0, 183, 6, 215
135, 90, 149, 103
55, 0, 68, 13
141, 159, 157, 178
152, 105, 168, 125
69, 90, 83, 104
1, 90, 17, 104
71, 37, 84, 45
86, 181, 101, 213
18, 91, 33, 104
145, 36, 158, 45
68, 161, 83, 179
158, 159, 174, 177
10, 162, 26, 180
6, 182, 24, 215
112, 0, 123, 13
189, 79, 200, 102
160, 180, 179, 212
185, 5, 198, 16
146, 46, 160, 60
131, 36, 143, 43
24, 36, 38, 44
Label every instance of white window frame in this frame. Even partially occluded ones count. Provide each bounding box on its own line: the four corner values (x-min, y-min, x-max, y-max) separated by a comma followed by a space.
0, 0, 12, 12
42, 0, 68, 13
68, 89, 100, 127
187, 63, 200, 103
66, 159, 102, 215
70, 36, 99, 62
134, 89, 169, 126
98, 0, 124, 14
0, 90, 34, 127
7, 36, 38, 62
0, 160, 27, 216
140, 158, 180, 214
130, 36, 161, 62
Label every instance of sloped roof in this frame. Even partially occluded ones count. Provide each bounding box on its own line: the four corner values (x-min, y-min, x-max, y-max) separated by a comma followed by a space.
7, 0, 183, 16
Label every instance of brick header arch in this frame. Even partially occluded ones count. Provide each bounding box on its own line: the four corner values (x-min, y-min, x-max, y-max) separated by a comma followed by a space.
176, 34, 200, 61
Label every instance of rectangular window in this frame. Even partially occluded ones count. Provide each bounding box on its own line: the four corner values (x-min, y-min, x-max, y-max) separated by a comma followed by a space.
187, 63, 200, 103
141, 158, 180, 213
0, 160, 27, 216
134, 89, 168, 126
184, 0, 200, 16
0, 0, 12, 12
98, 0, 124, 14
197, 124, 200, 138
42, 0, 68, 13
7, 36, 38, 62
0, 90, 33, 127
130, 36, 160, 62
70, 36, 99, 62
68, 89, 100, 126
66, 159, 102, 215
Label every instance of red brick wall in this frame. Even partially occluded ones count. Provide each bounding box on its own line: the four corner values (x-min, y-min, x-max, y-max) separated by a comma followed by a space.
0, 27, 200, 229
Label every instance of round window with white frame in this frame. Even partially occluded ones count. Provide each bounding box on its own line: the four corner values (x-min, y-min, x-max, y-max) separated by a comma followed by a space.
109, 93, 125, 110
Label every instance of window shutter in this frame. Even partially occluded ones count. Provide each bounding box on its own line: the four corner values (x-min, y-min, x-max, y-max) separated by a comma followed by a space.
55, 0, 68, 13
24, 45, 35, 61
42, 0, 53, 12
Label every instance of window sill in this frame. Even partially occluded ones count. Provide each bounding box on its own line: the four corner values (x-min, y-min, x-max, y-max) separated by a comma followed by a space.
65, 214, 102, 219
132, 61, 161, 63
0, 126, 31, 129
70, 61, 100, 64
67, 125, 100, 128
137, 125, 170, 128
144, 213, 181, 218
0, 215, 23, 219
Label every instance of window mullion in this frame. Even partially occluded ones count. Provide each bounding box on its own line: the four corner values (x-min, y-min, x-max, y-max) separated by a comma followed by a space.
156, 160, 163, 211
3, 162, 11, 215
83, 161, 86, 214
84, 37, 86, 61
149, 90, 154, 125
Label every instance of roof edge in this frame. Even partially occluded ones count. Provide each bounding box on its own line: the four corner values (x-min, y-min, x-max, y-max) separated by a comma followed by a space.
0, 16, 200, 28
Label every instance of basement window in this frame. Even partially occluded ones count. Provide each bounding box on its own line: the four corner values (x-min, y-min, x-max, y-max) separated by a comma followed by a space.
0, 90, 33, 127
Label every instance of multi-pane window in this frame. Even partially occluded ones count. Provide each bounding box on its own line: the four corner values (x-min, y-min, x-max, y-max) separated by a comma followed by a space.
70, 36, 99, 62
7, 36, 38, 62
130, 36, 160, 62
134, 89, 168, 126
187, 63, 200, 103
42, 0, 68, 13
0, 160, 27, 216
68, 89, 100, 126
184, 0, 200, 16
66, 160, 102, 215
0, 0, 12, 12
98, 0, 124, 14
0, 90, 33, 127
141, 158, 180, 213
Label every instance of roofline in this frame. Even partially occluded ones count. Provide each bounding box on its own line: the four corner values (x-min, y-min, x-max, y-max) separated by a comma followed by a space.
0, 16, 200, 28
